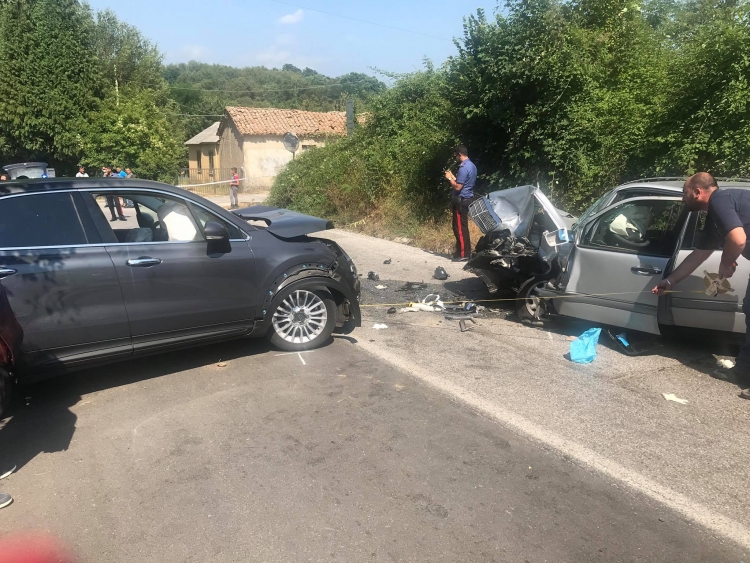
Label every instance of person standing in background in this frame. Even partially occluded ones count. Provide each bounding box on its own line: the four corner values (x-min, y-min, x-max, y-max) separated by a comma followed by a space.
445, 145, 477, 261
229, 167, 240, 209
75, 166, 88, 178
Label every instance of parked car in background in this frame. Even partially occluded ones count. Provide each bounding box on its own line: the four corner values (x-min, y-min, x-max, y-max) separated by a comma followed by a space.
0, 178, 360, 414
536, 178, 750, 341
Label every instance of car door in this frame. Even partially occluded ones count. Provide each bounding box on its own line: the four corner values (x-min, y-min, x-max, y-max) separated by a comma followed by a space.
80, 188, 259, 352
660, 210, 747, 334
556, 196, 684, 334
0, 190, 131, 373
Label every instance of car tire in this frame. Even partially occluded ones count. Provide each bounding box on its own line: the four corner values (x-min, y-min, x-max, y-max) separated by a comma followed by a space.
516, 277, 551, 324
0, 366, 13, 418
267, 288, 337, 352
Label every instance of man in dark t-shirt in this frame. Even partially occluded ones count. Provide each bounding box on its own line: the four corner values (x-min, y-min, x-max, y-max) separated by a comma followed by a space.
652, 172, 750, 398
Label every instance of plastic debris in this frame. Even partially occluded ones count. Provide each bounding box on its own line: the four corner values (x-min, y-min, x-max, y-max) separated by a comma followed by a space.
433, 266, 449, 280
375, 284, 388, 290
387, 307, 397, 314
408, 302, 440, 312
372, 323, 388, 330
718, 358, 736, 369
0, 465, 16, 480
397, 281, 428, 291
616, 333, 630, 347
662, 393, 689, 405
422, 294, 445, 309
367, 271, 380, 281
217, 362, 227, 367
569, 328, 602, 364
383, 258, 392, 264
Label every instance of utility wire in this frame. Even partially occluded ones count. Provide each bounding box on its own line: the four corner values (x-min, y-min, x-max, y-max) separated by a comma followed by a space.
269, 0, 453, 42
123, 77, 377, 94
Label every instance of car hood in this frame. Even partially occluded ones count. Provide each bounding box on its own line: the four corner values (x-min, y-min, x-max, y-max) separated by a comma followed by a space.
476, 185, 574, 237
232, 205, 334, 238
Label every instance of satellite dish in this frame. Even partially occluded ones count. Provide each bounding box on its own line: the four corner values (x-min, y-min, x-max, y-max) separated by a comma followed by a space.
283, 132, 299, 154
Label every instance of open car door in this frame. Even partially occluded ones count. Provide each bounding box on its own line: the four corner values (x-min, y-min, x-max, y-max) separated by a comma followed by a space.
551, 196, 684, 334
659, 210, 748, 335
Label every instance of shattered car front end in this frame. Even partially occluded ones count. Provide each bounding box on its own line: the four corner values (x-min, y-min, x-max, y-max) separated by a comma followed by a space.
465, 185, 576, 295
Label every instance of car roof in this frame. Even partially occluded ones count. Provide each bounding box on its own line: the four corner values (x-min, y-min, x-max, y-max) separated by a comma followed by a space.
615, 177, 750, 193
0, 177, 182, 197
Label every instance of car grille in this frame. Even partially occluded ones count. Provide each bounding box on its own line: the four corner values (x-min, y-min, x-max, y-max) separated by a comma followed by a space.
469, 197, 501, 234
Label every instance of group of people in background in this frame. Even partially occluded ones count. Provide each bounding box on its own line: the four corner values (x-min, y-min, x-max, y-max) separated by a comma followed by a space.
77, 165, 137, 221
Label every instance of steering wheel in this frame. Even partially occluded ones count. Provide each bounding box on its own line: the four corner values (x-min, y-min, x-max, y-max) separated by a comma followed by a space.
609, 231, 651, 249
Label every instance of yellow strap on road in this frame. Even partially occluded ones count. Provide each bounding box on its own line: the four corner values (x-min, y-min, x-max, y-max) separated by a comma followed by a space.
357, 289, 706, 308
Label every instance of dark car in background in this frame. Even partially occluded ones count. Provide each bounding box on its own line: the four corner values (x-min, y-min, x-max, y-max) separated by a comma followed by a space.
0, 178, 360, 411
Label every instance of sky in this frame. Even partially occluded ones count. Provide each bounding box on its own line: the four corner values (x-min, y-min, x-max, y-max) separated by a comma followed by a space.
84, 0, 501, 78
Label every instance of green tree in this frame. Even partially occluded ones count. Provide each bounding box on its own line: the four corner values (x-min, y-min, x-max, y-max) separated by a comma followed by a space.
0, 0, 101, 168
81, 89, 185, 182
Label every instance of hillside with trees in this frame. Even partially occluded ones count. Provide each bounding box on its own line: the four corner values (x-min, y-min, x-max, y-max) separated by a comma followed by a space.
0, 0, 385, 180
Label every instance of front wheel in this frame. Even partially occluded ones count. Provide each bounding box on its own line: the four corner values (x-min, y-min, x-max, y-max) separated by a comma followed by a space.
267, 288, 336, 351
516, 277, 551, 324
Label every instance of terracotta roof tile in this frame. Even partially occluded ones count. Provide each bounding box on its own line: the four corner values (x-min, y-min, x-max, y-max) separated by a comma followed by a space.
223, 107, 348, 137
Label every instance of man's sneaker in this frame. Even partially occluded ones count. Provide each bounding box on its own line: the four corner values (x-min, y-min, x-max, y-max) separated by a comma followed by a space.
714, 365, 750, 386
118, 216, 127, 221
0, 493, 12, 509
109, 217, 118, 222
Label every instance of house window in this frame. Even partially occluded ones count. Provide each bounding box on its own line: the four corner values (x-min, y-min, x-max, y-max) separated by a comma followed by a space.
301, 144, 317, 152
207, 150, 215, 174
196, 149, 202, 171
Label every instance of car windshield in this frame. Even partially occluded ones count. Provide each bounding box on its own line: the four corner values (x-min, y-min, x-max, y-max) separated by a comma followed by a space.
573, 190, 612, 231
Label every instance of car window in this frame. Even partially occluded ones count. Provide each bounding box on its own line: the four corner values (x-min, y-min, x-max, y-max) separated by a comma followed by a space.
90, 192, 203, 243
581, 200, 683, 257
188, 203, 244, 240
0, 192, 88, 248
687, 210, 723, 250
575, 190, 612, 230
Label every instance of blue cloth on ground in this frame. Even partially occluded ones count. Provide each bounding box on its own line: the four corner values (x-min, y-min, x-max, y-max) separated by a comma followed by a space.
570, 328, 602, 364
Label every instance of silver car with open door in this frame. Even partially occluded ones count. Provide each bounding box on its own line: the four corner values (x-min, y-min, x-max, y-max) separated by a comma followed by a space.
539, 178, 750, 340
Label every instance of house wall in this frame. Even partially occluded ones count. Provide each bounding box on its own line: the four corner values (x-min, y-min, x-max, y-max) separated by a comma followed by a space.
218, 121, 244, 177
187, 144, 220, 170
241, 135, 328, 189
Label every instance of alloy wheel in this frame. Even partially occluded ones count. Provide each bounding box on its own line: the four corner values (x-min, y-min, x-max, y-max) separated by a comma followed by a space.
272, 290, 329, 344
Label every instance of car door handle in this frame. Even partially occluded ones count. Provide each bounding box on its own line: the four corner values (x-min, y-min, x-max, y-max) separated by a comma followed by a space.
0, 268, 17, 279
631, 266, 662, 275
126, 257, 162, 268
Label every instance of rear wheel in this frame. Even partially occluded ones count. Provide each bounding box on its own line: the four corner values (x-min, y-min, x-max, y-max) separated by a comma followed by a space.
516, 277, 550, 324
267, 288, 336, 351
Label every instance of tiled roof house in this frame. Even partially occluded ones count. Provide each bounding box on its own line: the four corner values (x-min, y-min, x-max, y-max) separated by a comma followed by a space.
217, 107, 348, 189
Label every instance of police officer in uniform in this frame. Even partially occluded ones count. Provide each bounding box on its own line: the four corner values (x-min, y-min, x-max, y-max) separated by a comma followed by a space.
445, 145, 477, 261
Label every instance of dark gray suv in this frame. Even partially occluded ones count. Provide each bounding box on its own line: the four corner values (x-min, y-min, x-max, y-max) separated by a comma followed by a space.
0, 178, 360, 389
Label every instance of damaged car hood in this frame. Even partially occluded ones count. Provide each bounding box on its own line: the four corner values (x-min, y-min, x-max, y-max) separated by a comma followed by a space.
473, 185, 572, 237
233, 205, 334, 238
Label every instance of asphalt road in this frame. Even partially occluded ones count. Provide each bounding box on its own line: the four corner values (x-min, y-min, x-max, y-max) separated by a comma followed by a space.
0, 228, 748, 561
0, 337, 743, 562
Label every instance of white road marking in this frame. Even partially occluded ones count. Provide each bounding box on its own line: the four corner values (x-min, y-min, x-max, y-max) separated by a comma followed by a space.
274, 351, 315, 357
298, 353, 307, 365
357, 339, 750, 550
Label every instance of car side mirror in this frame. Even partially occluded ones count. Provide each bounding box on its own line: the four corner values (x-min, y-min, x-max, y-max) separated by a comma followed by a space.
204, 221, 231, 254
